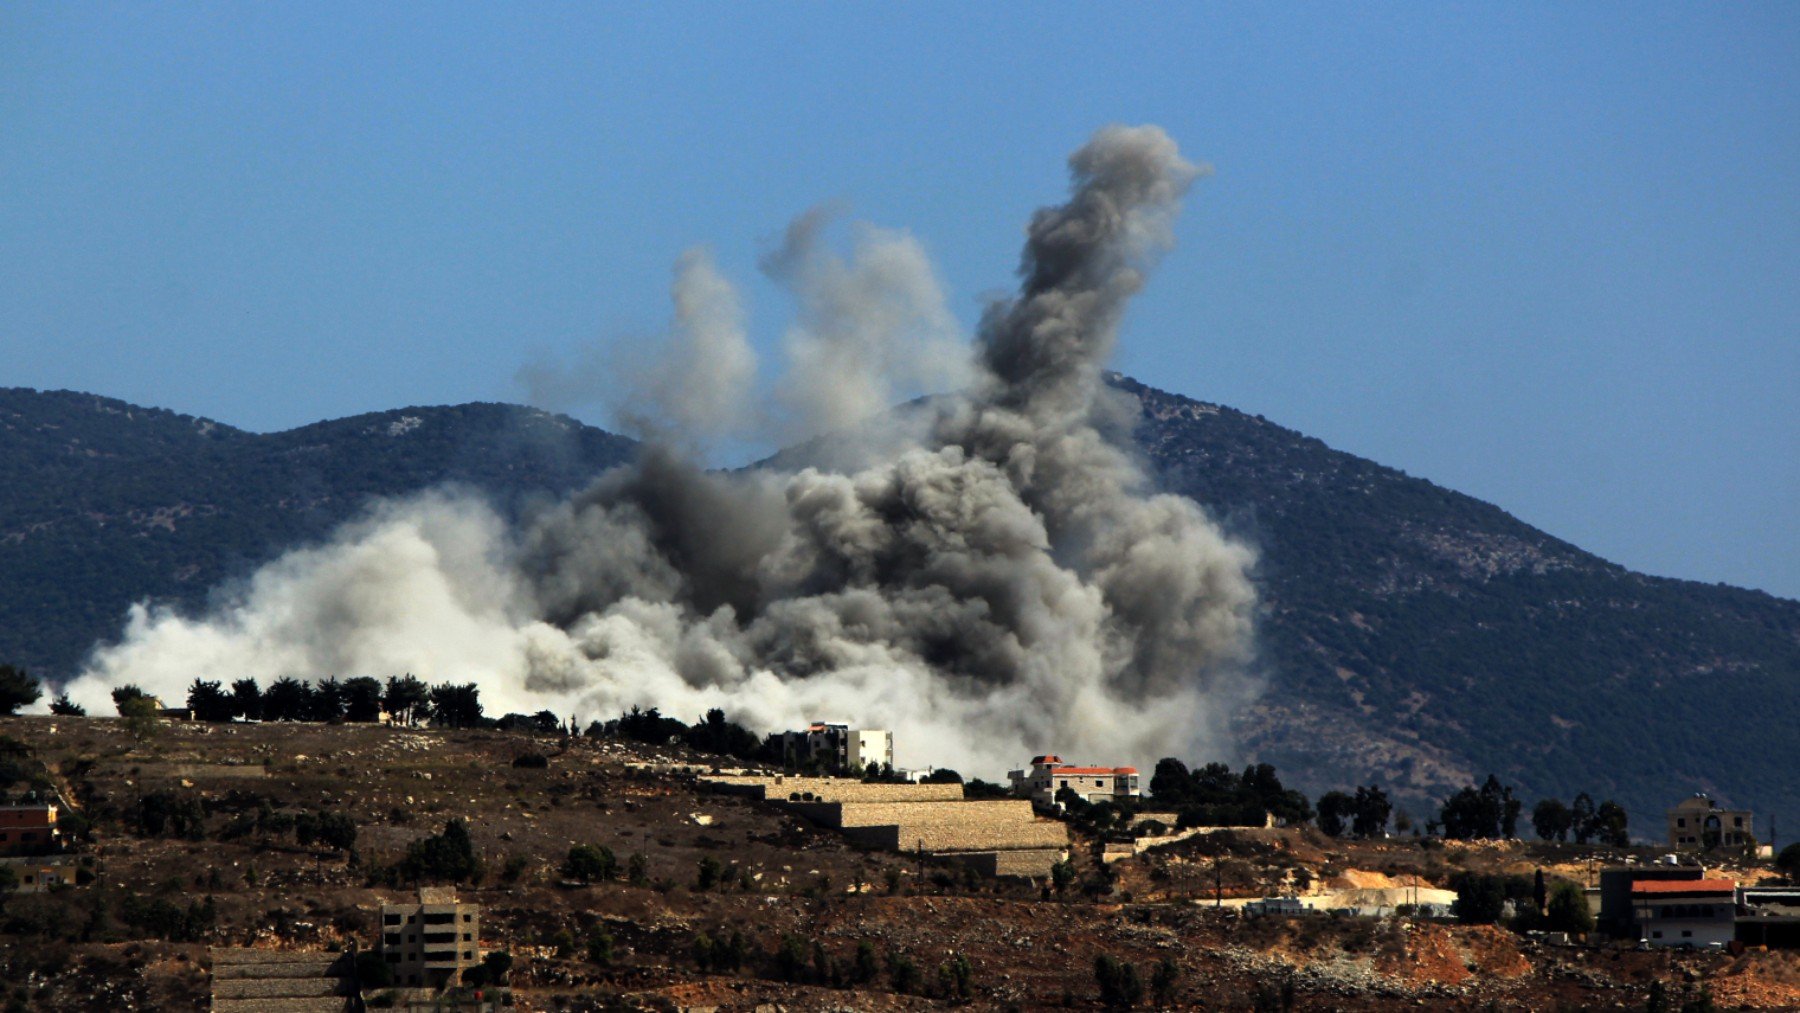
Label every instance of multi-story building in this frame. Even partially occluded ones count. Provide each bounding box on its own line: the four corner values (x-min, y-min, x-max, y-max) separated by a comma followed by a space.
0, 804, 62, 858
1629, 878, 1738, 948
1007, 755, 1140, 807
1667, 794, 1755, 851
780, 723, 892, 774
378, 887, 481, 989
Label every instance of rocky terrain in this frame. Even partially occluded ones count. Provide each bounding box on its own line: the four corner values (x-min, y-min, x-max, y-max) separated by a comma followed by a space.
2, 715, 1796, 1011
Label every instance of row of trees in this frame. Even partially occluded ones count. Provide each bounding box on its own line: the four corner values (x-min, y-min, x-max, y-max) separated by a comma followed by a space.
1531, 793, 1631, 846
1316, 785, 1392, 839
154, 675, 484, 727
1148, 759, 1315, 828
1143, 760, 1633, 845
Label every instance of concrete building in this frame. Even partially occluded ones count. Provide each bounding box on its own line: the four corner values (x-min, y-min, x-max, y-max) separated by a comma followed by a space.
378, 887, 481, 989
1, 856, 78, 892
0, 804, 61, 857
1666, 794, 1754, 851
1007, 755, 1141, 807
780, 722, 893, 774
1630, 878, 1737, 948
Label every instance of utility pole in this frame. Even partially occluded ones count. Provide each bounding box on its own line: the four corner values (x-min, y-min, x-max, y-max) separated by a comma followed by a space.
1214, 858, 1223, 909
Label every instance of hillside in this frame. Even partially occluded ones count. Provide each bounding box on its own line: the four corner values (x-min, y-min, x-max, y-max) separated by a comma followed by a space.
1116, 376, 1800, 835
2, 382, 1796, 834
1, 715, 1791, 1010
0, 389, 636, 678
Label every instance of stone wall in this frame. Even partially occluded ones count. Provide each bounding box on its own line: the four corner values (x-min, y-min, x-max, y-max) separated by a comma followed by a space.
209, 948, 355, 1013
845, 812, 1069, 854
700, 775, 964, 804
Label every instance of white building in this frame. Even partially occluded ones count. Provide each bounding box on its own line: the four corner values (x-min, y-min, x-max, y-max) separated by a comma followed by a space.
1630, 878, 1737, 949
780, 723, 892, 774
1007, 755, 1141, 807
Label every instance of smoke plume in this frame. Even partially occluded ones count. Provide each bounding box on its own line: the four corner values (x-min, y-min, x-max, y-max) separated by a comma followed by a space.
63, 125, 1258, 776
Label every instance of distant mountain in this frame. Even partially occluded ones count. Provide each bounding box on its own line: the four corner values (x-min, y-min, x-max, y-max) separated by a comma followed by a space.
0, 388, 635, 678
1115, 376, 1800, 838
3, 382, 1795, 836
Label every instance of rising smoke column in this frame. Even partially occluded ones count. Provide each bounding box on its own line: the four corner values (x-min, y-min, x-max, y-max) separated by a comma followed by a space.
64, 125, 1257, 776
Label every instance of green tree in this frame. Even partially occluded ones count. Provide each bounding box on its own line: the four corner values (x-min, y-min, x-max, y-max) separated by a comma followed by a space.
0, 665, 41, 715
1317, 791, 1354, 838
936, 952, 973, 1001
1545, 880, 1595, 935
229, 678, 262, 721
1590, 801, 1631, 847
1050, 859, 1076, 895
695, 856, 723, 891
1351, 785, 1392, 838
261, 677, 313, 722
383, 674, 429, 726
427, 682, 483, 728
48, 693, 85, 716
1776, 843, 1800, 880
400, 818, 481, 883
1532, 798, 1572, 842
342, 677, 383, 722
187, 679, 235, 722
1570, 793, 1597, 844
586, 928, 614, 965
1151, 958, 1180, 1005
1450, 873, 1507, 924
119, 694, 162, 741
562, 843, 618, 884
1095, 954, 1143, 1008
852, 940, 879, 984
110, 684, 150, 712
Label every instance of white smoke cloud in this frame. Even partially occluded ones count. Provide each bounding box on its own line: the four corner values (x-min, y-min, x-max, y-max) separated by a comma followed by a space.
68, 125, 1258, 778
763, 207, 971, 441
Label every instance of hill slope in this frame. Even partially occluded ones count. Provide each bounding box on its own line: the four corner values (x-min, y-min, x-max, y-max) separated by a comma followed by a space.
0, 388, 636, 677
2, 382, 1795, 834
1118, 376, 1800, 835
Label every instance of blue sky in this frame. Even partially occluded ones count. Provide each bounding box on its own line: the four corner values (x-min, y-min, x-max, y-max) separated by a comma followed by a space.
3, 4, 1796, 599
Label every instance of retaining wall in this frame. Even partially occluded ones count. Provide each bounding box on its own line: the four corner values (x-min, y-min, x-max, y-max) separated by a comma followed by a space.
700, 775, 964, 804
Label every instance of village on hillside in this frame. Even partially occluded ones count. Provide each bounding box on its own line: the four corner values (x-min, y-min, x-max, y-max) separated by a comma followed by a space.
2, 669, 1798, 1011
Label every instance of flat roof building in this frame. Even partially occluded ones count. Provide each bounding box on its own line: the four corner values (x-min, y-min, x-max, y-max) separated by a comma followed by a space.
1667, 794, 1754, 851
0, 804, 61, 858
379, 887, 481, 990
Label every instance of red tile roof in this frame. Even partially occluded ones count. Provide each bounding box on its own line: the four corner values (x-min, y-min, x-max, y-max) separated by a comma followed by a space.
1632, 879, 1735, 895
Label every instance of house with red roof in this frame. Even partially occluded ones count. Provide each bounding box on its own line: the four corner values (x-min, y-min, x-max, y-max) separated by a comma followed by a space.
1629, 877, 1738, 949
1007, 755, 1140, 807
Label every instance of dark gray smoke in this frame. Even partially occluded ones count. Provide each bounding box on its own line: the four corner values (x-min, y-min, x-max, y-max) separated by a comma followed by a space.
67, 125, 1258, 775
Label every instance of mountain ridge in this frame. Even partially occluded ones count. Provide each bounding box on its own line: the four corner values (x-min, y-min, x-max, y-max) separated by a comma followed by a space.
2, 380, 1794, 836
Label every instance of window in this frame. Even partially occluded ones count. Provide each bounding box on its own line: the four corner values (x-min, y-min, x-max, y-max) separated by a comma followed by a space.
1734, 817, 1744, 827
1677, 818, 1686, 827
1682, 930, 1692, 938
1652, 931, 1663, 939
1060, 779, 1068, 788
384, 914, 401, 925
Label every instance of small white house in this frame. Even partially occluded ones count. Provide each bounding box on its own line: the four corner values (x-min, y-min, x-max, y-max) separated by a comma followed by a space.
1007, 755, 1140, 806
1630, 878, 1737, 948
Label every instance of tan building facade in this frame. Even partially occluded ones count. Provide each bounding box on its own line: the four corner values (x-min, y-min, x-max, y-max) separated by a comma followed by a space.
1667, 794, 1754, 850
1007, 755, 1141, 806
379, 887, 481, 988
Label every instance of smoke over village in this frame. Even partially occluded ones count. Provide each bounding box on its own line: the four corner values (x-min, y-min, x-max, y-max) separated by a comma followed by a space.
60, 125, 1260, 777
